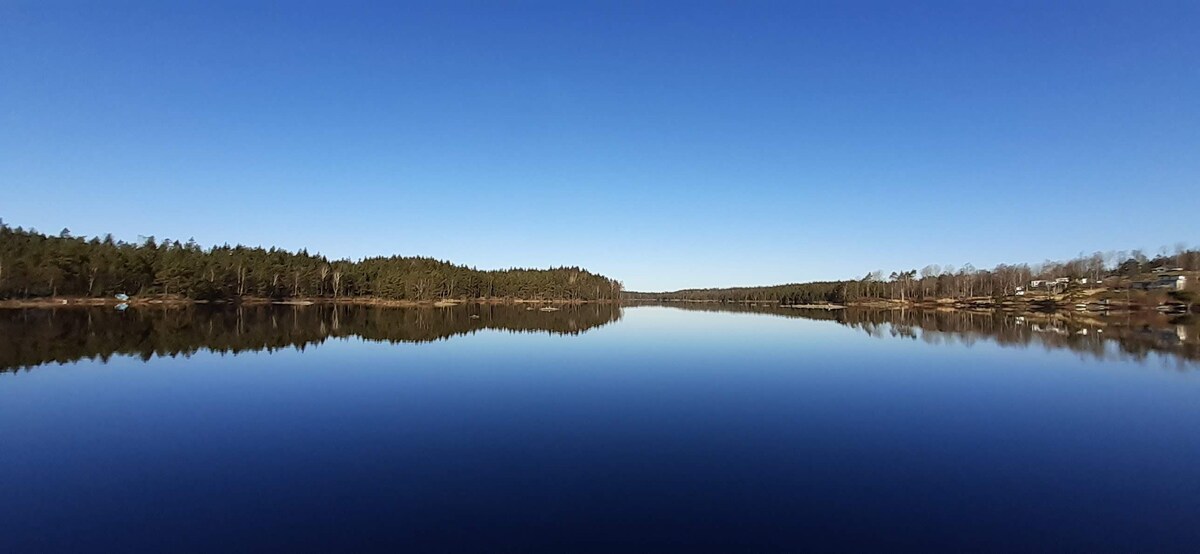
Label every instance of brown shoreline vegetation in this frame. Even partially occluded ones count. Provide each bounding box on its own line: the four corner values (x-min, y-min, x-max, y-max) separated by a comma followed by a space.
624, 247, 1200, 313
629, 266, 1198, 317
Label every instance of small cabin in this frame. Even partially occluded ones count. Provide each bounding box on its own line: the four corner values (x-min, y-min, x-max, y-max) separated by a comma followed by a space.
1133, 275, 1188, 291
1155, 275, 1187, 290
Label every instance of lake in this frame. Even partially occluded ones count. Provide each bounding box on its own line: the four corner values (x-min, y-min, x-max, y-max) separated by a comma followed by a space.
2, 303, 1199, 551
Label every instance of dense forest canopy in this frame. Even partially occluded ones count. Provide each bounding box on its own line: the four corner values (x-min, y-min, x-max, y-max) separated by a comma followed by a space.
0, 223, 623, 301
626, 247, 1200, 304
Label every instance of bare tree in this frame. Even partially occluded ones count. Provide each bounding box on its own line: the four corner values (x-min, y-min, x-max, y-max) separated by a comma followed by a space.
235, 263, 247, 296
412, 277, 430, 300
318, 264, 330, 296
87, 265, 98, 295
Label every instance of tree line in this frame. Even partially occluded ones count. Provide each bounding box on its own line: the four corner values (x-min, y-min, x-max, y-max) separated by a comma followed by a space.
625, 246, 1200, 304
0, 223, 623, 301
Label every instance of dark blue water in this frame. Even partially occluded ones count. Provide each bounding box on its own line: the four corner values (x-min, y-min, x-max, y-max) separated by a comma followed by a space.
2, 305, 1199, 551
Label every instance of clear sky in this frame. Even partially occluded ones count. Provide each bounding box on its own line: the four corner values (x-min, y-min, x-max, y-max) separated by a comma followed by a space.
2, 1, 1197, 291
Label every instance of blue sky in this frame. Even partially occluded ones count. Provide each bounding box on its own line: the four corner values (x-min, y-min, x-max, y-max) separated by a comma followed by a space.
2, 1, 1197, 291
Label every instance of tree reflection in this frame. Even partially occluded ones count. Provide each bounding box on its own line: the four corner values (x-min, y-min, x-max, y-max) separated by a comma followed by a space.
650, 302, 1200, 368
0, 304, 622, 373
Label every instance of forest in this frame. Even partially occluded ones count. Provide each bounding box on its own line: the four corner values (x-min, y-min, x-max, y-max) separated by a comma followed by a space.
0, 223, 623, 302
625, 247, 1200, 304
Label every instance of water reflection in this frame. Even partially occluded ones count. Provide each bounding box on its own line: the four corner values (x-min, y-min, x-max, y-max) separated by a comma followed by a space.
4, 302, 1198, 372
648, 302, 1200, 367
0, 304, 622, 373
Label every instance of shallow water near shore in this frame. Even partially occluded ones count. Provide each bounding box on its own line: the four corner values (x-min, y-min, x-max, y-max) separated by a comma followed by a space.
2, 304, 1199, 551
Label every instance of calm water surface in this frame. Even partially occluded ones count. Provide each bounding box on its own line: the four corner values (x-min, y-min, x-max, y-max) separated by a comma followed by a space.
2, 304, 1199, 551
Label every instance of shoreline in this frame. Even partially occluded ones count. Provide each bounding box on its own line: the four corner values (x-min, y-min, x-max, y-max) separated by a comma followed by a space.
2, 295, 1191, 316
